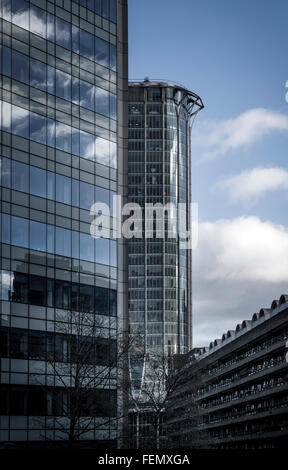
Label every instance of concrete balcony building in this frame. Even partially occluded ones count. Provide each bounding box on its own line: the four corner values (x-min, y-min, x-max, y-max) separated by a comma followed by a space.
169, 295, 288, 449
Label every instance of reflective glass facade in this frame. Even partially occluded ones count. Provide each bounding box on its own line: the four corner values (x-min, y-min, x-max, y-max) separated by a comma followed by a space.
128, 82, 203, 394
0, 0, 128, 446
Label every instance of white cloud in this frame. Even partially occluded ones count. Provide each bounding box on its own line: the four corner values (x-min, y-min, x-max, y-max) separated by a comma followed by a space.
218, 167, 288, 203
196, 216, 288, 282
193, 108, 288, 159
193, 216, 288, 346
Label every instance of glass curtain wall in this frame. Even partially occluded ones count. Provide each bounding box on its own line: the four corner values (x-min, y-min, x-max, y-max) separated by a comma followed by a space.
0, 0, 127, 447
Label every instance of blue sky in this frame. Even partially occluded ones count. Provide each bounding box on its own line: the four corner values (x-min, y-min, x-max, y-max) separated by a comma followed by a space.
128, 0, 288, 345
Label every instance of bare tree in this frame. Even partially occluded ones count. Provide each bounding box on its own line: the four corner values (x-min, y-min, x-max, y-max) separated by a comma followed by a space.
127, 352, 212, 449
38, 309, 132, 448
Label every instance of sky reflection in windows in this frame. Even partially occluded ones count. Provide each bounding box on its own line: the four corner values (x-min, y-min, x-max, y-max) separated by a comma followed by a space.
0, 3, 116, 69
30, 58, 46, 91
2, 214, 116, 266
0, 156, 116, 213
30, 4, 46, 38
1, 46, 116, 119
0, 101, 116, 168
30, 166, 47, 198
11, 160, 28, 192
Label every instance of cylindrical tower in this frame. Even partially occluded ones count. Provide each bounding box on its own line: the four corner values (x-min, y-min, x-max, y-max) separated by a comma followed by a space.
127, 80, 203, 394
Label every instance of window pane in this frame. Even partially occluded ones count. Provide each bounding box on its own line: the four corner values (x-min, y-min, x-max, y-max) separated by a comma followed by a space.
30, 220, 46, 252
79, 284, 94, 312
71, 282, 79, 310
55, 280, 70, 309
56, 174, 71, 204
79, 29, 94, 61
30, 166, 46, 198
47, 13, 55, 42
110, 93, 116, 119
2, 0, 11, 22
47, 66, 55, 94
102, 0, 109, 20
80, 233, 94, 262
80, 181, 94, 210
56, 227, 71, 257
95, 38, 109, 68
95, 186, 110, 215
72, 77, 79, 104
12, 105, 29, 138
56, 69, 71, 101
72, 128, 79, 156
110, 141, 117, 168
47, 172, 55, 200
96, 87, 109, 116
55, 122, 71, 153
2, 46, 11, 77
95, 0, 101, 15
80, 80, 95, 111
47, 225, 55, 253
1, 157, 11, 188
11, 216, 28, 248
1, 270, 12, 300
72, 25, 79, 54
79, 131, 94, 160
29, 331, 46, 360
56, 17, 71, 49
109, 0, 117, 23
30, 58, 46, 91
12, 272, 29, 303
1, 101, 11, 132
110, 289, 117, 316
96, 237, 109, 265
72, 231, 79, 259
95, 286, 109, 315
47, 278, 54, 307
1, 214, 11, 244
95, 136, 109, 166
110, 191, 116, 215
10, 390, 25, 415
72, 179, 79, 207
80, 0, 88, 9
54, 280, 63, 309
30, 112, 46, 144
110, 240, 117, 266
12, 50, 29, 84
30, 4, 46, 38
12, 160, 29, 193
10, 330, 28, 358
12, 0, 29, 30
29, 275, 46, 306
0, 329, 8, 356
47, 119, 55, 147
110, 44, 116, 71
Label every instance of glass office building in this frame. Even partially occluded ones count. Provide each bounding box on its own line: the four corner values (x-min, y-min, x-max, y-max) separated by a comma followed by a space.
128, 81, 203, 395
0, 0, 128, 447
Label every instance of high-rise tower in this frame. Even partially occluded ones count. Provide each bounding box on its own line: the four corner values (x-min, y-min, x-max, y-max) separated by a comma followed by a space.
128, 81, 203, 395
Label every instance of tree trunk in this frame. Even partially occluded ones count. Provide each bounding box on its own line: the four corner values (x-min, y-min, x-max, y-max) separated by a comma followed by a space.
136, 412, 139, 449
68, 417, 76, 448
156, 414, 160, 450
